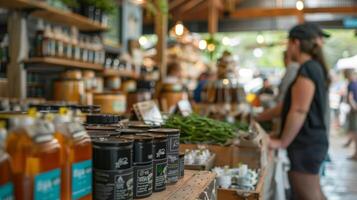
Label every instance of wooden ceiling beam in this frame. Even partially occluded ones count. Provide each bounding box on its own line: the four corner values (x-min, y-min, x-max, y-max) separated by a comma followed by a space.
169, 0, 188, 10
230, 7, 299, 19
171, 2, 208, 20
230, 6, 357, 19
173, 0, 205, 15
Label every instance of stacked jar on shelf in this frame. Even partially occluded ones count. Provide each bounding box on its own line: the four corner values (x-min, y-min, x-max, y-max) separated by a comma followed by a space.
33, 25, 106, 65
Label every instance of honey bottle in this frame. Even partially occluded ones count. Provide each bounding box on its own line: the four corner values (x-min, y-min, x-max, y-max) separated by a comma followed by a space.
54, 109, 92, 200
6, 113, 62, 200
5, 115, 35, 200
0, 123, 14, 200
0, 149, 14, 200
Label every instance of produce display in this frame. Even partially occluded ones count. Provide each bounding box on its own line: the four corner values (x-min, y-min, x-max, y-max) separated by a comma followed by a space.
164, 114, 239, 144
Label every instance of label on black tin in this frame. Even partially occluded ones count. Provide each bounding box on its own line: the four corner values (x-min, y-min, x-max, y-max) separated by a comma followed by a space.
153, 159, 167, 191
93, 168, 133, 200
167, 154, 179, 183
93, 145, 132, 170
134, 165, 153, 198
168, 135, 180, 153
153, 141, 167, 160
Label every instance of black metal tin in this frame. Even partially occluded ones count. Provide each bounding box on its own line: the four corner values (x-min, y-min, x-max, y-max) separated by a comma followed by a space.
93, 168, 133, 200
121, 135, 153, 164
137, 133, 168, 192
179, 153, 185, 178
120, 135, 154, 198
148, 128, 180, 154
166, 153, 180, 184
137, 134, 167, 160
92, 137, 134, 200
133, 164, 153, 198
92, 137, 133, 170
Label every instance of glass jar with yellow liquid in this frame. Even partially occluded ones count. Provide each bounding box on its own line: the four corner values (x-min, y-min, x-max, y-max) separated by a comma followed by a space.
0, 122, 14, 200
54, 113, 92, 200
6, 117, 61, 200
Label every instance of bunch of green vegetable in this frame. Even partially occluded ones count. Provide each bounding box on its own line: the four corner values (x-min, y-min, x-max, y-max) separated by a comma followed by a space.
231, 121, 250, 132
164, 114, 239, 145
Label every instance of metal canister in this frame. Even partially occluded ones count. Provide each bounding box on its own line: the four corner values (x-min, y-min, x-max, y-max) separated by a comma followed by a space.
149, 128, 180, 184
92, 137, 133, 200
121, 135, 153, 198
138, 133, 167, 192
179, 153, 185, 178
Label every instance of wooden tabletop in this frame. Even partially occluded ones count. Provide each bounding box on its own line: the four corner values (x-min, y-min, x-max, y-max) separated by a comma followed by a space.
144, 170, 216, 200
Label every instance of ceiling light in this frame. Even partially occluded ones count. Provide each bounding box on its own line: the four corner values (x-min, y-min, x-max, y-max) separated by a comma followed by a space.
256, 34, 265, 44
139, 36, 148, 46
296, 0, 304, 11
253, 48, 263, 58
222, 37, 230, 46
175, 22, 184, 36
198, 40, 207, 50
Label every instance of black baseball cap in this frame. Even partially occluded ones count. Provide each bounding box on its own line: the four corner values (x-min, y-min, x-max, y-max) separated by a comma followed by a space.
304, 22, 331, 38
288, 24, 317, 40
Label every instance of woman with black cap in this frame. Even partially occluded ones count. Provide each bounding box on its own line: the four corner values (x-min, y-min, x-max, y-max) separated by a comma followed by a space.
268, 24, 330, 200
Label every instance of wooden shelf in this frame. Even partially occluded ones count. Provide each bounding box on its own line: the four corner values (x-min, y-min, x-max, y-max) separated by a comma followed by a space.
143, 170, 216, 200
0, 0, 108, 32
102, 69, 140, 79
25, 57, 103, 71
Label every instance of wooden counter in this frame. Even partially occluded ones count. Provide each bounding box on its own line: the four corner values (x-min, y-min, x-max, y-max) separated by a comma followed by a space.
144, 170, 216, 200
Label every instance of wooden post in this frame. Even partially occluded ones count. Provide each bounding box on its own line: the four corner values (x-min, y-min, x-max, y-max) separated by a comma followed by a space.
208, 0, 218, 35
7, 11, 27, 99
154, 0, 168, 81
297, 11, 305, 24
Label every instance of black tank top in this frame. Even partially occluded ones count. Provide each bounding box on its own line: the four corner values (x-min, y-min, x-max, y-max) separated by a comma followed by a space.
281, 59, 329, 149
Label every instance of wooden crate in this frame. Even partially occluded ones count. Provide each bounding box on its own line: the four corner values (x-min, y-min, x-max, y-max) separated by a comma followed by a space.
143, 170, 216, 200
217, 169, 266, 200
180, 144, 266, 169
184, 154, 216, 171
179, 121, 268, 169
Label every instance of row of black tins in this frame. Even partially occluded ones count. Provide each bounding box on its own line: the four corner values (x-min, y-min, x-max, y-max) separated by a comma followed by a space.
90, 127, 184, 200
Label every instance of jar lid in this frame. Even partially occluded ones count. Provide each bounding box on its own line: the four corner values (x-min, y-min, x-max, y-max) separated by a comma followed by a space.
86, 114, 121, 125
137, 133, 167, 141
149, 128, 180, 134
92, 136, 133, 147
121, 134, 153, 142
119, 128, 146, 135
128, 121, 160, 129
